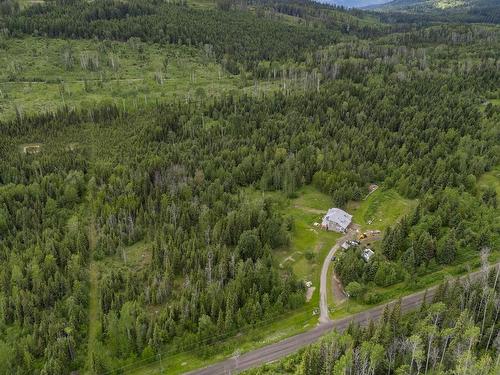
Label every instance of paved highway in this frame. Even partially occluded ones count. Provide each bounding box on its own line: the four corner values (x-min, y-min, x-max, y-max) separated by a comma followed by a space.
186, 264, 498, 375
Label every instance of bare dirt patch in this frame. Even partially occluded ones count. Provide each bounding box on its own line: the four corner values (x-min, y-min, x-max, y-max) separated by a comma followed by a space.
364, 184, 379, 200
279, 250, 303, 268
20, 143, 42, 154
293, 204, 325, 215
331, 273, 347, 305
314, 241, 324, 250
65, 142, 79, 151
306, 286, 316, 302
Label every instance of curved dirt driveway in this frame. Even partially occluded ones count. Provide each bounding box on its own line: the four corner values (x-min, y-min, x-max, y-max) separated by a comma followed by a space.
319, 230, 354, 322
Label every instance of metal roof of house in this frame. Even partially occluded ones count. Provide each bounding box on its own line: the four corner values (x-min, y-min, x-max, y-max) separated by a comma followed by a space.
323, 208, 352, 229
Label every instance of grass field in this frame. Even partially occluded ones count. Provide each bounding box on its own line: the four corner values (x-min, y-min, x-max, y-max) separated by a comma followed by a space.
347, 188, 417, 231
0, 36, 278, 120
17, 0, 45, 9
477, 166, 500, 196
187, 0, 217, 9
246, 186, 340, 297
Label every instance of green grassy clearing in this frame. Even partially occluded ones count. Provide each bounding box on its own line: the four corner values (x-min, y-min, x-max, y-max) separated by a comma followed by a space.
273, 186, 340, 286
110, 241, 152, 269
187, 0, 217, 9
477, 166, 500, 196
17, 0, 45, 9
276, 206, 339, 280
245, 185, 339, 283
326, 257, 338, 307
347, 188, 417, 232
0, 36, 279, 120
293, 185, 335, 211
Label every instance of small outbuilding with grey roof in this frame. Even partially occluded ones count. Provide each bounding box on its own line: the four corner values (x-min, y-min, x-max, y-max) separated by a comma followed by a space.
362, 248, 375, 262
321, 208, 352, 233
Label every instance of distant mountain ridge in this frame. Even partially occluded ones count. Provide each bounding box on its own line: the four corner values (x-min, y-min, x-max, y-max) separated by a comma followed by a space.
320, 0, 391, 8
373, 0, 498, 11
370, 0, 500, 24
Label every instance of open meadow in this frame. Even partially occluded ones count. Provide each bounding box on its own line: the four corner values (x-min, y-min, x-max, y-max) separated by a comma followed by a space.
0, 36, 278, 120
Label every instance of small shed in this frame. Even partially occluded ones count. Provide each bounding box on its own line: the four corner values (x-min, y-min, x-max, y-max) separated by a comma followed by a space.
362, 248, 374, 262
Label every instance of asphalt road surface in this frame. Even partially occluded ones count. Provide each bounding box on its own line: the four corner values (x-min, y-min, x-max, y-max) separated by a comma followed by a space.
186, 264, 498, 375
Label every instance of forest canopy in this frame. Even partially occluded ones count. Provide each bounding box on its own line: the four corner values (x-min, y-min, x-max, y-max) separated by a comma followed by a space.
0, 0, 498, 374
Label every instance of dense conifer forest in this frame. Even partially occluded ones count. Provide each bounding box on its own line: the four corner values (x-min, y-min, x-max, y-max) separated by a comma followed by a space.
0, 0, 498, 374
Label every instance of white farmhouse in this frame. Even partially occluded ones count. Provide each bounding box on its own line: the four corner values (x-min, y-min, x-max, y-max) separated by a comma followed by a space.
321, 208, 352, 233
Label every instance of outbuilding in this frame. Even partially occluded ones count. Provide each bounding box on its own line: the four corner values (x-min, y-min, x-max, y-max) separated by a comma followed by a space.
362, 248, 375, 262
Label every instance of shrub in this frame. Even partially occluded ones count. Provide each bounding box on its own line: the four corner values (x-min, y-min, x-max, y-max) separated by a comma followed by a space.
374, 262, 401, 287
363, 291, 382, 304
304, 251, 315, 261
345, 281, 365, 298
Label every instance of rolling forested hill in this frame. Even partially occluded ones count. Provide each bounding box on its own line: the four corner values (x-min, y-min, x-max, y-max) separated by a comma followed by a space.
376, 0, 496, 11
0, 1, 499, 374
372, 0, 500, 23
321, 0, 391, 8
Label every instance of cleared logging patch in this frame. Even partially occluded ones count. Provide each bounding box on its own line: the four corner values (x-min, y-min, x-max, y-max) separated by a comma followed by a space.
20, 143, 42, 154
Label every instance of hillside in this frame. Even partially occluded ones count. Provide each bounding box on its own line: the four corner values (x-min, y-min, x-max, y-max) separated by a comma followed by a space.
376, 0, 494, 10
321, 0, 391, 8
372, 0, 500, 23
0, 36, 275, 120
